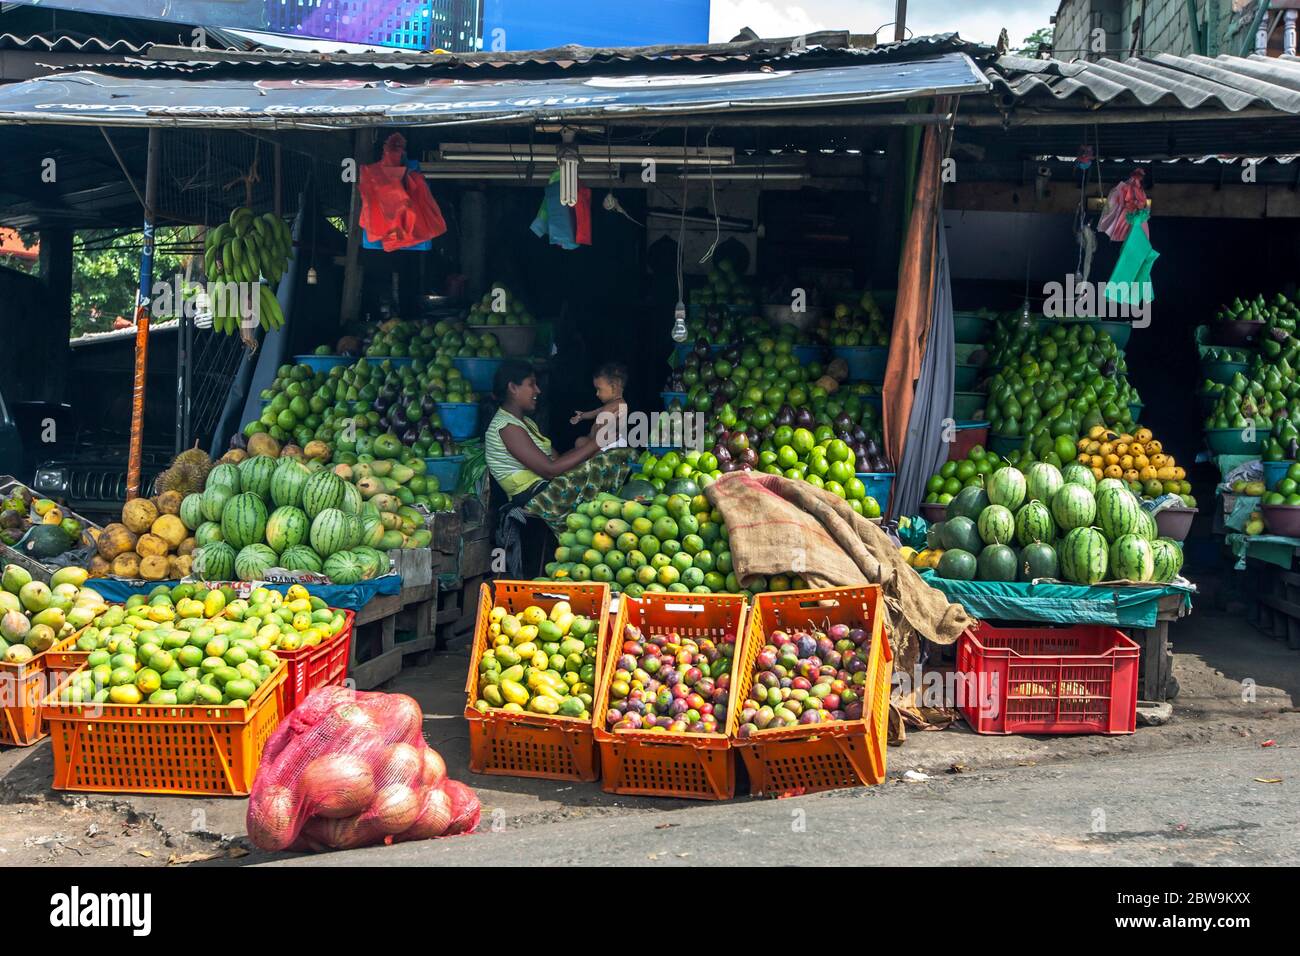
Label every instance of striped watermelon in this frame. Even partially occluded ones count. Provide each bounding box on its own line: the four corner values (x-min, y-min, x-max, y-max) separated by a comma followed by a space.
977, 505, 1015, 546
271, 459, 310, 508
345, 512, 364, 549
987, 467, 1027, 511
1051, 483, 1097, 531
976, 544, 1018, 582
238, 455, 277, 501
206, 462, 241, 494
1061, 462, 1097, 492
1019, 542, 1058, 581
340, 481, 363, 516
265, 505, 309, 554
362, 514, 385, 548
1096, 478, 1127, 495
323, 550, 366, 585
195, 521, 224, 547
1151, 537, 1184, 583
1096, 487, 1144, 542
1025, 462, 1064, 505
1109, 534, 1155, 582
193, 541, 236, 581
221, 492, 269, 550
235, 543, 278, 582
352, 546, 389, 579
1014, 500, 1055, 546
309, 508, 351, 557
1059, 526, 1108, 585
279, 545, 323, 574
302, 471, 346, 518
200, 484, 234, 523
1135, 507, 1158, 541
179, 493, 204, 531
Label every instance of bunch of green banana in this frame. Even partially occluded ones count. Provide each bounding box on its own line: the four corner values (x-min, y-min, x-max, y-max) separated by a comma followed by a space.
207, 277, 285, 335
203, 207, 292, 335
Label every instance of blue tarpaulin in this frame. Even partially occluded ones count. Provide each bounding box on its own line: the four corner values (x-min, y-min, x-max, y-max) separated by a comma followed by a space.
918, 571, 1193, 628
87, 574, 402, 611
0, 53, 990, 128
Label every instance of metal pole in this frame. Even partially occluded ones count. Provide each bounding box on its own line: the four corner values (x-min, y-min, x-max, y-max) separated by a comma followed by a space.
127, 127, 160, 500
895, 0, 908, 42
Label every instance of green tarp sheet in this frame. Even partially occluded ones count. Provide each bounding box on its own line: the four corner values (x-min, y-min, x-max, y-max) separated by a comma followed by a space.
1225, 533, 1300, 570
918, 571, 1193, 627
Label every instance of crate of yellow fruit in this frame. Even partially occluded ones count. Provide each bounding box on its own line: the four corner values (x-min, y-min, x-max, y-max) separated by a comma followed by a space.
465, 580, 610, 781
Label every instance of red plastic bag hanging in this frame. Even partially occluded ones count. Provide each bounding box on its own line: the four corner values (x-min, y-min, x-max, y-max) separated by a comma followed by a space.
1097, 168, 1149, 242
359, 133, 447, 252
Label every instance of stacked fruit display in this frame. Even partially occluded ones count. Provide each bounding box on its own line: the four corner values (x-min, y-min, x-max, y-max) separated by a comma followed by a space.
466, 283, 534, 326
472, 601, 599, 718
1203, 341, 1300, 461
365, 318, 503, 362
54, 590, 289, 707
927, 462, 1184, 585
817, 293, 890, 346
184, 455, 413, 584
1073, 425, 1193, 503
70, 583, 346, 659
0, 486, 90, 560
1216, 291, 1299, 332
92, 492, 197, 581
245, 358, 468, 458
735, 620, 873, 735
0, 565, 101, 663
603, 621, 735, 734
203, 207, 291, 334
688, 258, 757, 310
983, 323, 1139, 451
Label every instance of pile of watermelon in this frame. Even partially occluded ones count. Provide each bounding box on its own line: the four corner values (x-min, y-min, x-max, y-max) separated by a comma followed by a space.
182, 456, 403, 584
928, 460, 1184, 585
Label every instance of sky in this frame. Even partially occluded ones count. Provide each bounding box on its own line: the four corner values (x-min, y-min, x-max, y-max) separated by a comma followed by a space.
709, 0, 1058, 48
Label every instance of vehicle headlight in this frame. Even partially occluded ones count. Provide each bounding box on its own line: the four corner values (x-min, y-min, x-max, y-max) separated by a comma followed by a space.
33, 468, 67, 494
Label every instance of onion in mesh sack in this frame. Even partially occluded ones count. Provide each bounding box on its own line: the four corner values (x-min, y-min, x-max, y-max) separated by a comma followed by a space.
421, 747, 447, 789
393, 787, 453, 842
300, 753, 376, 819
368, 693, 424, 743
305, 813, 380, 851
442, 779, 481, 836
379, 742, 424, 786
369, 783, 422, 835
246, 785, 299, 852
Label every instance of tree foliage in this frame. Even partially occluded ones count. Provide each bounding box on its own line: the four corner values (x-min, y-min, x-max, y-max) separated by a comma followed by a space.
67, 229, 189, 337
1018, 26, 1053, 56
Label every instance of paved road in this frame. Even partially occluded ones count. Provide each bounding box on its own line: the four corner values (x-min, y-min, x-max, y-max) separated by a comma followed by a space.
266, 738, 1299, 867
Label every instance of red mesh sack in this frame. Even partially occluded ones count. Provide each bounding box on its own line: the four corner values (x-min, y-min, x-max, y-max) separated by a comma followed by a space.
359, 132, 447, 252
247, 688, 479, 853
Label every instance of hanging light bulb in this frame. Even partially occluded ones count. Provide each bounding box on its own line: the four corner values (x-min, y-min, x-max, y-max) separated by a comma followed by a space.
306, 266, 318, 285
671, 300, 688, 342
557, 129, 580, 207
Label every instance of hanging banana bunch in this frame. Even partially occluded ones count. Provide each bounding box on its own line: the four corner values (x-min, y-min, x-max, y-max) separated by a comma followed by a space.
203, 206, 292, 335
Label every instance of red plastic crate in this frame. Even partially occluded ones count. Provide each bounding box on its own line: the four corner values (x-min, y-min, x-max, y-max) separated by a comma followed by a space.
956, 623, 1139, 735
276, 610, 356, 712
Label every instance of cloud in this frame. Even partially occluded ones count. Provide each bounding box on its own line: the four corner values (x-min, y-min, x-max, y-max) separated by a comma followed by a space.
710, 0, 1057, 47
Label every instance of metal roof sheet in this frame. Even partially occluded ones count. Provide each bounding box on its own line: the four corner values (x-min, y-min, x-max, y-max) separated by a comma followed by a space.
0, 32, 153, 53
990, 52, 1300, 114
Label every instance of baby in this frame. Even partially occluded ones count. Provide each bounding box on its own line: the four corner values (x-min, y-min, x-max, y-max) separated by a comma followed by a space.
571, 362, 628, 451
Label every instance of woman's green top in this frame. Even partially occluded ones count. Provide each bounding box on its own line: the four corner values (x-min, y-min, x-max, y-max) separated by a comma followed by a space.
485, 407, 553, 498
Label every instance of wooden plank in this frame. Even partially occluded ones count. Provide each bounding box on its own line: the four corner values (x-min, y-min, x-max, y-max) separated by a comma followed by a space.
349, 648, 404, 690
354, 592, 403, 626
1258, 593, 1300, 626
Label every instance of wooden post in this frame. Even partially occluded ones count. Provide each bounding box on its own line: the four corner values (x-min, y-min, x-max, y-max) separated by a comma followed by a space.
340, 128, 373, 324
36, 228, 72, 404
894, 0, 907, 41
127, 128, 160, 501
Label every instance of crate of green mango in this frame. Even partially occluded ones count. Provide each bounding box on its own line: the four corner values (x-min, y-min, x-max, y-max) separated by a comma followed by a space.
464, 580, 611, 782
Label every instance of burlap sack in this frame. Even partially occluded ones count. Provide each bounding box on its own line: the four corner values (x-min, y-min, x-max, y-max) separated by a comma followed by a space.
704, 471, 973, 676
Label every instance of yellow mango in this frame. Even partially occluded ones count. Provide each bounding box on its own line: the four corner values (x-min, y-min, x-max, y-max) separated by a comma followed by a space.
528, 696, 560, 715
499, 679, 529, 706
521, 605, 546, 626
489, 605, 506, 624
501, 615, 521, 638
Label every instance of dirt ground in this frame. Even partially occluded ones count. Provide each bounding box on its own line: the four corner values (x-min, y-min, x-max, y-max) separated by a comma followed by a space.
1, 605, 1296, 866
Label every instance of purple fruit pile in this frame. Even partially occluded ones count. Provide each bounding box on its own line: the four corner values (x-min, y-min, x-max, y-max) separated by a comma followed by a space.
604, 624, 736, 735
736, 622, 873, 736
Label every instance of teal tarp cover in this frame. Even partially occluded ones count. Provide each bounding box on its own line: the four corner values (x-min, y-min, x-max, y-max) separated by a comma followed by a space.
1225, 533, 1300, 570
918, 571, 1193, 627
87, 573, 402, 611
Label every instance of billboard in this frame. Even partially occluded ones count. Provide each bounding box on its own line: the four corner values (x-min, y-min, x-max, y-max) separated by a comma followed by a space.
481, 0, 710, 51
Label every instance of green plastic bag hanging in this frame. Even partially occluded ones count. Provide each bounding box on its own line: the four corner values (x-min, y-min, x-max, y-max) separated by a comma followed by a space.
1104, 208, 1158, 309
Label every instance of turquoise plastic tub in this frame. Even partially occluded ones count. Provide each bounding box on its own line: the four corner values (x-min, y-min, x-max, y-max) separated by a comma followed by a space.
953, 312, 992, 344
366, 356, 413, 369
437, 402, 480, 441
832, 346, 887, 382
1098, 321, 1133, 349
453, 357, 503, 393
1202, 360, 1250, 386
954, 364, 980, 390
953, 391, 985, 420
855, 472, 894, 515
662, 391, 688, 410
1264, 459, 1294, 491
793, 344, 824, 366
1205, 428, 1262, 456
423, 455, 464, 492
293, 354, 351, 373
989, 433, 1025, 457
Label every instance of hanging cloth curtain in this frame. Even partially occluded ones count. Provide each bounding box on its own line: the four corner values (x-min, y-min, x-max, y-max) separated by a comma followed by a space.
882, 118, 946, 503
530, 169, 592, 249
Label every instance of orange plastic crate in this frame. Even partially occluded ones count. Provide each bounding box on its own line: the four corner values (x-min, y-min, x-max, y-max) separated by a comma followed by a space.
0, 655, 50, 746
276, 609, 356, 712
41, 664, 289, 796
593, 592, 747, 801
464, 580, 611, 781
46, 626, 91, 674
729, 586, 893, 797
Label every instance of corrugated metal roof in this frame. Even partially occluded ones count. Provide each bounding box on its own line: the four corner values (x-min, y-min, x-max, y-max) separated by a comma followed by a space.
990, 52, 1300, 114
60, 32, 989, 77
0, 32, 152, 53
